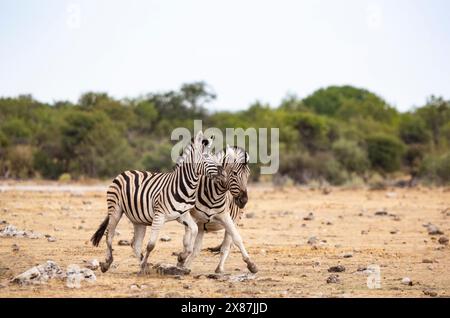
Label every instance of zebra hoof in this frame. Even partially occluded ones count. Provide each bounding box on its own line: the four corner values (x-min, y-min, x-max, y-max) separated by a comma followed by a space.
247, 262, 258, 274
139, 263, 150, 276
100, 262, 110, 273
215, 267, 224, 274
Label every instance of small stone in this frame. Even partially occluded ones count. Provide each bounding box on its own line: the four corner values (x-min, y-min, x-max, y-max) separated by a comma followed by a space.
342, 253, 353, 258
12, 244, 19, 252
425, 224, 444, 236
322, 187, 332, 195
401, 277, 413, 286
82, 201, 92, 205
303, 212, 315, 221
206, 273, 229, 281
438, 236, 449, 245
423, 289, 438, 297
245, 212, 256, 219
118, 240, 131, 246
83, 259, 100, 270
328, 265, 346, 273
130, 284, 139, 290
375, 210, 388, 216
307, 237, 318, 245
390, 230, 399, 235
326, 221, 333, 226
361, 230, 369, 235
422, 259, 434, 264
154, 263, 190, 276
160, 235, 171, 242
0, 220, 7, 225
183, 284, 192, 289
47, 237, 57, 242
326, 274, 340, 284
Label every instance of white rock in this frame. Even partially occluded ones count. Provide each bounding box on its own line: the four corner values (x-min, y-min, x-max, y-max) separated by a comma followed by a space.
11, 261, 65, 285
401, 277, 412, 286
83, 259, 100, 270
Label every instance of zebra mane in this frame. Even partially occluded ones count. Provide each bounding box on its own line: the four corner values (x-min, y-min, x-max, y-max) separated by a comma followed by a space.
215, 146, 249, 169
175, 138, 210, 168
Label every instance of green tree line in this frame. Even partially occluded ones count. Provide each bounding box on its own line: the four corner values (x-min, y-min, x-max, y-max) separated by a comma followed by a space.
1, 82, 449, 185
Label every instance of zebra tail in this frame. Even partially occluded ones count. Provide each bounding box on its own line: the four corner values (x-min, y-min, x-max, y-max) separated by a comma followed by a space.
90, 215, 109, 247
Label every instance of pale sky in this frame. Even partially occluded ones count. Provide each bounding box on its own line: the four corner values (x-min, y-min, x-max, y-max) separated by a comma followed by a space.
0, 0, 449, 112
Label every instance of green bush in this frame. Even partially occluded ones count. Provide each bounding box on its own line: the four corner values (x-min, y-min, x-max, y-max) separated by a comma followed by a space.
399, 114, 430, 144
366, 134, 405, 173
141, 142, 174, 173
332, 139, 369, 175
420, 152, 450, 184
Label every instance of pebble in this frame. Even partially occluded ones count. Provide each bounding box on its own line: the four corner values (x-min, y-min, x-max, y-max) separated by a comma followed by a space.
160, 235, 171, 242
118, 240, 131, 246
375, 210, 388, 216
401, 277, 413, 286
326, 274, 340, 284
438, 236, 449, 245
245, 212, 256, 219
342, 253, 353, 258
154, 263, 190, 276
422, 259, 434, 264
425, 224, 444, 235
303, 212, 315, 221
423, 289, 438, 297
47, 237, 57, 242
307, 237, 318, 245
83, 259, 100, 270
328, 265, 346, 273
12, 244, 19, 252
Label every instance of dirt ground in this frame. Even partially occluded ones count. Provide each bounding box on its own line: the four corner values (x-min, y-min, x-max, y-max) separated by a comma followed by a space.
0, 182, 449, 298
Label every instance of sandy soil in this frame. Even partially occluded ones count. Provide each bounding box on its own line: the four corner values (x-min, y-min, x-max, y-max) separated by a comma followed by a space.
0, 182, 449, 298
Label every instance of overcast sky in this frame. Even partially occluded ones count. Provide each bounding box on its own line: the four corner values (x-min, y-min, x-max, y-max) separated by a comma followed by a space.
0, 0, 449, 112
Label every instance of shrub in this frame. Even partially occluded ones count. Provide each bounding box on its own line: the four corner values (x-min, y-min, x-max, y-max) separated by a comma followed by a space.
366, 134, 405, 173
141, 142, 174, 173
332, 139, 369, 175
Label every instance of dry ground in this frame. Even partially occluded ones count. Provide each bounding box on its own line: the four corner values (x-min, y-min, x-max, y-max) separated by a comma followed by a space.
0, 182, 449, 298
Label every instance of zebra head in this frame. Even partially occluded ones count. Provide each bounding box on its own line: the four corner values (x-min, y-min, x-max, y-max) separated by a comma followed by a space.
217, 145, 250, 209
192, 131, 221, 179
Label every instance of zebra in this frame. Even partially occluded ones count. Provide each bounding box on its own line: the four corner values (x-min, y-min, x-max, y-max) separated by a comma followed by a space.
171, 145, 257, 273
90, 131, 221, 274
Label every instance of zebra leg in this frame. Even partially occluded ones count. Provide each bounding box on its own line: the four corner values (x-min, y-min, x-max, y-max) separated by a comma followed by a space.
139, 213, 165, 275
183, 225, 204, 268
216, 213, 258, 274
100, 207, 123, 273
215, 232, 233, 273
131, 224, 147, 260
207, 230, 227, 253
176, 212, 198, 268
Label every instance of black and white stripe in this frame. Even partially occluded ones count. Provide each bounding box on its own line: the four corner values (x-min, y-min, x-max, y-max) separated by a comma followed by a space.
186, 145, 258, 273
90, 131, 220, 273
